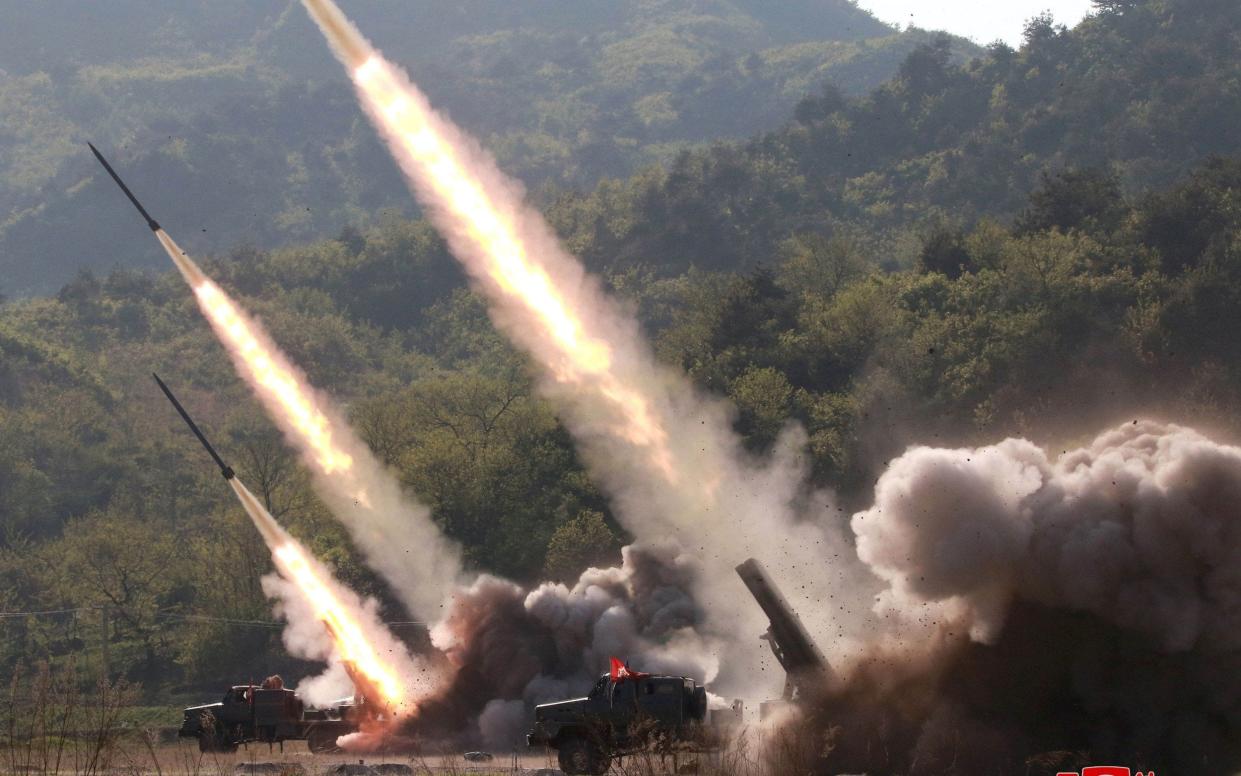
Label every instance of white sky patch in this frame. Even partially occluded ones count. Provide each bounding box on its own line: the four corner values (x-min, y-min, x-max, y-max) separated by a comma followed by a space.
855, 0, 1097, 46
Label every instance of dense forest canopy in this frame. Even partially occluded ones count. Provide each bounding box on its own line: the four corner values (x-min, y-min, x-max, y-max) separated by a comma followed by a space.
4, 0, 1241, 711
546, 0, 1241, 279
0, 0, 973, 295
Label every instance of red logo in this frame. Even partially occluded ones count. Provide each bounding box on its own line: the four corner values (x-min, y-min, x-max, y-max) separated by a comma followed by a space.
1058, 768, 1154, 776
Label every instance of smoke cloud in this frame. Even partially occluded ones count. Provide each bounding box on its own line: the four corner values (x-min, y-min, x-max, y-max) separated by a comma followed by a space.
299, 0, 869, 698
408, 545, 718, 750
229, 477, 439, 717
296, 7, 1241, 770
155, 228, 463, 621
830, 420, 1241, 774
853, 420, 1241, 650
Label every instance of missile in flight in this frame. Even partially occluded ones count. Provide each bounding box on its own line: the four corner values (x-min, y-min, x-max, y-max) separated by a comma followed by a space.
87, 142, 161, 232
153, 372, 235, 480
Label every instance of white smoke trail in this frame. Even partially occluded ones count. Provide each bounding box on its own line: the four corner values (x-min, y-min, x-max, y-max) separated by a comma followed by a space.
300, 0, 869, 695
155, 228, 463, 620
228, 476, 439, 716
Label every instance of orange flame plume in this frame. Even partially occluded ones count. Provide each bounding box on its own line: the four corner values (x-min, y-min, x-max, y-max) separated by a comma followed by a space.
229, 478, 418, 716
300, 0, 678, 482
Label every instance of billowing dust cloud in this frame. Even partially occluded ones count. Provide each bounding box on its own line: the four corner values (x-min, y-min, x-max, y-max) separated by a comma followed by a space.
827, 420, 1241, 774
854, 420, 1241, 650
155, 229, 463, 621
228, 476, 438, 717
296, 6, 1241, 769
152, 185, 720, 737
300, 0, 866, 698
410, 544, 718, 750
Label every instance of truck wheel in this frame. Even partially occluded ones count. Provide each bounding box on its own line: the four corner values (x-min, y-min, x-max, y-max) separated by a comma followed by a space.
198, 730, 236, 754
557, 737, 608, 775
306, 727, 341, 754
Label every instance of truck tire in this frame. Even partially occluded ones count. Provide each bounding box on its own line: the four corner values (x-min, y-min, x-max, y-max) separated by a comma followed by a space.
198, 729, 237, 754
557, 736, 608, 776
306, 726, 341, 754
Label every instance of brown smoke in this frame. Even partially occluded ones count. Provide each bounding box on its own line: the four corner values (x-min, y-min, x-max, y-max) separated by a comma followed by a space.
814, 420, 1241, 775
297, 0, 866, 702
400, 545, 718, 749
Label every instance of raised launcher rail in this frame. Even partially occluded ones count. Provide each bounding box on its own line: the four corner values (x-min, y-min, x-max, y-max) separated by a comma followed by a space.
736, 557, 835, 703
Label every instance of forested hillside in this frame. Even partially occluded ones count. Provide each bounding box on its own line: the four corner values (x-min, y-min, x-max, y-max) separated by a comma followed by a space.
0, 0, 969, 295
548, 0, 1241, 277
4, 0, 1241, 704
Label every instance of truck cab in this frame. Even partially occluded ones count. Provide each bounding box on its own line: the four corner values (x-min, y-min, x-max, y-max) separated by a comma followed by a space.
527, 674, 708, 775
178, 685, 356, 753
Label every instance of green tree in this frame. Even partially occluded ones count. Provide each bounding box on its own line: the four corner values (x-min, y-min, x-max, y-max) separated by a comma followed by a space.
1137, 157, 1241, 274
777, 233, 866, 298
1015, 168, 1126, 235
919, 226, 975, 279
731, 366, 795, 451
543, 511, 622, 582
48, 511, 181, 677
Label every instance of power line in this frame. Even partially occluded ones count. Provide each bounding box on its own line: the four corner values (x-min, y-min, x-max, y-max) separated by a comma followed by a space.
0, 607, 425, 629
157, 613, 284, 628
0, 607, 93, 619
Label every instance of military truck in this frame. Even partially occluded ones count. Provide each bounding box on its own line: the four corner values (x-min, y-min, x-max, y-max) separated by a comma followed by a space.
527, 558, 832, 775
179, 684, 360, 753
527, 672, 709, 775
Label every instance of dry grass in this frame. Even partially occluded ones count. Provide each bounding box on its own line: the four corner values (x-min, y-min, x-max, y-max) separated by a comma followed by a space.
2, 660, 135, 775
69, 741, 560, 776
609, 723, 826, 776
0, 661, 821, 776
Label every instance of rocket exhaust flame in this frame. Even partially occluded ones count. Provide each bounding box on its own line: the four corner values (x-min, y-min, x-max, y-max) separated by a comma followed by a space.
232, 477, 428, 717
300, 0, 679, 484
152, 374, 429, 718
161, 231, 463, 619
88, 143, 463, 623
299, 0, 866, 696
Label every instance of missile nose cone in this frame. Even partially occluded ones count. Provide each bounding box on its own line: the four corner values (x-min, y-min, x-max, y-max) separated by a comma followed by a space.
153, 372, 236, 481
88, 142, 162, 232
302, 0, 374, 70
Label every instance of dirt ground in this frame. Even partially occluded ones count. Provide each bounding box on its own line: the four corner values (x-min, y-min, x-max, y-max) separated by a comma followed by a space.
5, 730, 752, 775
74, 739, 564, 776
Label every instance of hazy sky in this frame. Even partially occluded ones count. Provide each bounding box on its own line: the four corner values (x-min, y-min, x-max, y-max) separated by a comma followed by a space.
854, 1, 1097, 46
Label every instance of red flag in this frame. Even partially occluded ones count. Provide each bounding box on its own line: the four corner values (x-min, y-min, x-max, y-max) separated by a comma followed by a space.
609, 657, 650, 682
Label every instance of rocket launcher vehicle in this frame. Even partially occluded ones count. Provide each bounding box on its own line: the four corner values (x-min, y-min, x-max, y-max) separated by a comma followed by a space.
736, 557, 835, 703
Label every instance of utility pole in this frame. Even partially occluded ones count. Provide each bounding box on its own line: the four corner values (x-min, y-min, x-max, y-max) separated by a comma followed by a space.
99, 607, 110, 682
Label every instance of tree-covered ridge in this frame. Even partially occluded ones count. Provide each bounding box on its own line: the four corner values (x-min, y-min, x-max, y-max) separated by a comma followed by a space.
545, 0, 1241, 278
5, 0, 1241, 708
0, 0, 969, 295
0, 0, 893, 75
5, 147, 1241, 695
